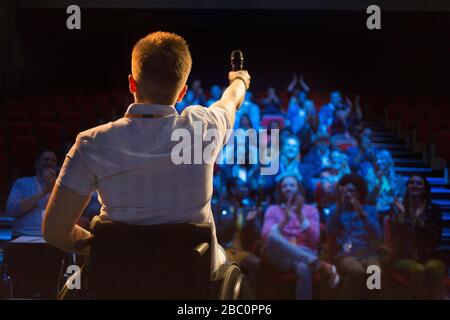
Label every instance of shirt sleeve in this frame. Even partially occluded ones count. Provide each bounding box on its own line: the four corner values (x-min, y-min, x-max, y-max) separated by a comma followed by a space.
183, 105, 233, 150
205, 105, 233, 147
56, 138, 97, 196
261, 205, 282, 240
364, 205, 382, 241
302, 206, 321, 245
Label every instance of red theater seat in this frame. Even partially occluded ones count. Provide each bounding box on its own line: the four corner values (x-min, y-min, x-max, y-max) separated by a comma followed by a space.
10, 136, 39, 172
0, 153, 6, 172
426, 109, 450, 121
49, 102, 72, 113
415, 119, 447, 144
0, 134, 6, 151
261, 115, 285, 129
434, 131, 450, 160
37, 122, 63, 152
0, 153, 7, 192
383, 216, 450, 295
4, 110, 28, 122
386, 104, 405, 121
32, 111, 55, 123
60, 111, 82, 140
9, 122, 34, 136
4, 101, 24, 110
400, 110, 421, 131
79, 104, 98, 128
96, 103, 114, 121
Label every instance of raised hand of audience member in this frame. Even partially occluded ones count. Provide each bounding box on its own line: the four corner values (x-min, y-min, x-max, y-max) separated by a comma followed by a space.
415, 201, 427, 228
42, 168, 57, 194
350, 195, 367, 220
393, 196, 406, 223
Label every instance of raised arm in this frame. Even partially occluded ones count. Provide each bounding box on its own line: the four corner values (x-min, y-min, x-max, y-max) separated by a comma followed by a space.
287, 73, 298, 93
340, 97, 353, 120
298, 73, 310, 93
354, 94, 363, 120
210, 70, 251, 126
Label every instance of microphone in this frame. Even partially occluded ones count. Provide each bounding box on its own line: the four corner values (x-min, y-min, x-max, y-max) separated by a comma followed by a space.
231, 50, 244, 71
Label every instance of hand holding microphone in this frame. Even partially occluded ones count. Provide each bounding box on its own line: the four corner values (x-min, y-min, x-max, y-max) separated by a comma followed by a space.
218, 50, 250, 111
229, 50, 251, 90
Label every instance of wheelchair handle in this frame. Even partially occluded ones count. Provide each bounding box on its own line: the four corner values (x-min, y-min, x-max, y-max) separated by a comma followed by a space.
193, 242, 209, 262
73, 235, 95, 251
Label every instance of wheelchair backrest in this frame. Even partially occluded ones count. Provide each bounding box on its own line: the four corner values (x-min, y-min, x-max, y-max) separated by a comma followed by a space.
88, 220, 213, 299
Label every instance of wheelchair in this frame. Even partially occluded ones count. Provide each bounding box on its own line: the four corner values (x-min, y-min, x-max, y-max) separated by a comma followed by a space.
58, 217, 252, 300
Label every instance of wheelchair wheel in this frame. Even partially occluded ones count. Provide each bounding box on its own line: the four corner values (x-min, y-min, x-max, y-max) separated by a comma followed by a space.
216, 263, 253, 300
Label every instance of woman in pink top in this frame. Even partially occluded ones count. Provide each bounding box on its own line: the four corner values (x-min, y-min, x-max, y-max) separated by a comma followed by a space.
262, 174, 339, 299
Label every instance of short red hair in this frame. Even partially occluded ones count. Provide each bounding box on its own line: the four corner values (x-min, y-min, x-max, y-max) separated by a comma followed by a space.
131, 31, 192, 104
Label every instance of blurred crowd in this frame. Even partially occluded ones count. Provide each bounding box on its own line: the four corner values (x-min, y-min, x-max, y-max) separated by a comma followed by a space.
5, 74, 446, 299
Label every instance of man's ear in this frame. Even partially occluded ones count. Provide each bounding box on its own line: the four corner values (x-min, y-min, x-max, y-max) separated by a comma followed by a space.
176, 85, 188, 103
128, 74, 137, 94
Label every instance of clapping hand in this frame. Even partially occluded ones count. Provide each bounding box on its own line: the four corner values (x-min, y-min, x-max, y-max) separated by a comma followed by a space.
282, 193, 305, 226
350, 195, 366, 219
415, 201, 426, 228
246, 207, 260, 221
298, 73, 304, 83
42, 168, 57, 194
345, 96, 353, 109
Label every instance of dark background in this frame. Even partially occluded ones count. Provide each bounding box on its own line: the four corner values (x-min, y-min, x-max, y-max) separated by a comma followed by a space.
10, 8, 450, 97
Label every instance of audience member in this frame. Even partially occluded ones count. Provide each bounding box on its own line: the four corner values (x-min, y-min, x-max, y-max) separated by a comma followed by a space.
315, 150, 351, 221
303, 131, 332, 178
6, 151, 58, 238
277, 135, 314, 201
235, 91, 261, 130
262, 175, 340, 299
262, 87, 282, 115
206, 85, 222, 107
325, 174, 382, 299
213, 178, 262, 294
319, 91, 343, 132
365, 149, 405, 218
390, 175, 445, 299
346, 128, 377, 172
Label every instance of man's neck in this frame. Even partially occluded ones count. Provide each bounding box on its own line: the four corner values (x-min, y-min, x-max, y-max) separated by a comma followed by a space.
134, 97, 175, 105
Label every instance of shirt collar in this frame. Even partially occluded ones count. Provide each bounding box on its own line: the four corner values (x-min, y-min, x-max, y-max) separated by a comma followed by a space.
124, 103, 178, 117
